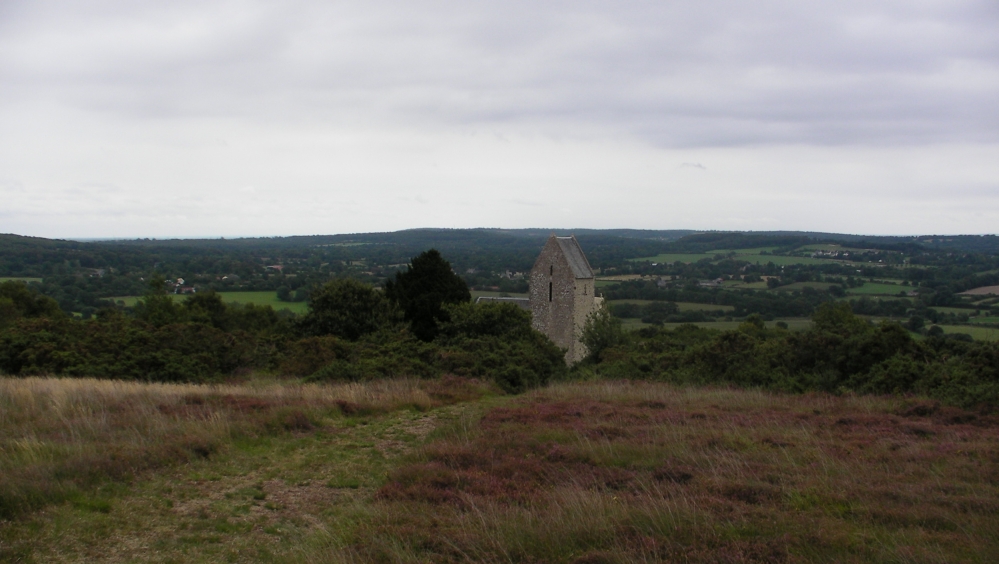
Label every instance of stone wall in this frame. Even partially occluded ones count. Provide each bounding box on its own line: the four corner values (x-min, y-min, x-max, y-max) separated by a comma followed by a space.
529, 236, 597, 364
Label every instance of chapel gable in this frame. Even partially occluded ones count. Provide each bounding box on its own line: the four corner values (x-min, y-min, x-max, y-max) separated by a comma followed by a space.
528, 234, 600, 364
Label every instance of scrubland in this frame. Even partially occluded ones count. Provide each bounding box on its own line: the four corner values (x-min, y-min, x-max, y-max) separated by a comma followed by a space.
2, 377, 998, 563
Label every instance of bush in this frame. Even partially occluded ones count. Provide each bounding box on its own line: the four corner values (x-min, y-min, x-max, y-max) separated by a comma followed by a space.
583, 302, 999, 409
299, 279, 397, 341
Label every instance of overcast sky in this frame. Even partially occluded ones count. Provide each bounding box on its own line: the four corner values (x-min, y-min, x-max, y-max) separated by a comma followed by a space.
1, 0, 997, 239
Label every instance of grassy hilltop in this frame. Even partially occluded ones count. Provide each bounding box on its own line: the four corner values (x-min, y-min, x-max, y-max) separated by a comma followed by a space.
2, 377, 997, 563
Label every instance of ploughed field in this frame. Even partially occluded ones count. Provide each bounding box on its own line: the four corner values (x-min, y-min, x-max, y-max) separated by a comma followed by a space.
2, 378, 998, 563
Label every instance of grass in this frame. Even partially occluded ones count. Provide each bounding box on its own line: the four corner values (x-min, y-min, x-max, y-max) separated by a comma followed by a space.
738, 255, 844, 266
630, 253, 846, 267
658, 319, 813, 332
770, 282, 835, 292
934, 325, 999, 341
707, 247, 779, 255
628, 253, 718, 264
0, 277, 42, 283
619, 319, 813, 332
932, 307, 978, 315
0, 376, 494, 521
2, 378, 997, 562
846, 283, 908, 296
471, 291, 528, 299
108, 292, 309, 314
607, 300, 735, 312
354, 382, 999, 562
723, 280, 770, 290
799, 244, 871, 253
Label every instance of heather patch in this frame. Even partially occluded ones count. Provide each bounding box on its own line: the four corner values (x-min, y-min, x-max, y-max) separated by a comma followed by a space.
363, 382, 999, 563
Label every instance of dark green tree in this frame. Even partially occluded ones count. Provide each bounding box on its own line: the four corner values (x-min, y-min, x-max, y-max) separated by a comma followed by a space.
134, 277, 185, 327
640, 301, 680, 325
299, 278, 396, 341
384, 249, 470, 341
581, 305, 625, 362
276, 285, 292, 302
182, 291, 229, 330
0, 281, 63, 327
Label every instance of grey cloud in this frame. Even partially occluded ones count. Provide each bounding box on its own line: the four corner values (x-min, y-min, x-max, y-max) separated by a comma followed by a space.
1, 0, 996, 146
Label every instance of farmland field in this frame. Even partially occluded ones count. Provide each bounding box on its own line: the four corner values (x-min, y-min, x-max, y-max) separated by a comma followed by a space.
707, 247, 778, 255
735, 254, 844, 266
770, 282, 835, 292
960, 285, 999, 296
608, 299, 734, 312
108, 291, 309, 313
846, 283, 909, 296
799, 244, 869, 253
619, 318, 813, 332
6, 377, 993, 562
721, 280, 769, 290
627, 253, 717, 264
935, 324, 999, 341
0, 277, 42, 283
630, 252, 845, 267
471, 290, 528, 300
929, 307, 977, 315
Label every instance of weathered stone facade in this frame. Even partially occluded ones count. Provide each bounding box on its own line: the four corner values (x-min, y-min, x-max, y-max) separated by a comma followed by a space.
529, 234, 601, 364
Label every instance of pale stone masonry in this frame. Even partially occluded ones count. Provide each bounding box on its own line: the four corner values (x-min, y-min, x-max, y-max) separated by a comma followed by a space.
529, 234, 602, 364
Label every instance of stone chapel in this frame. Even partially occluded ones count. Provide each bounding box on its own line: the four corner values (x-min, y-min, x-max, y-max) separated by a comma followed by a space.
528, 234, 602, 364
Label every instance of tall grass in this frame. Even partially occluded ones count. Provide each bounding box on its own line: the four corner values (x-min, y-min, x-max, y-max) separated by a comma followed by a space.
0, 375, 491, 519
341, 381, 999, 563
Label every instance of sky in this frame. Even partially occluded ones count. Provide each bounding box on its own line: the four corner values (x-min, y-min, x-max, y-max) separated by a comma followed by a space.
1, 0, 997, 239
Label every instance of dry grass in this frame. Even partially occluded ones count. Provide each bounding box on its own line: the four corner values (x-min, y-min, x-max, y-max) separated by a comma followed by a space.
342, 381, 999, 563
0, 375, 492, 520
4, 378, 999, 563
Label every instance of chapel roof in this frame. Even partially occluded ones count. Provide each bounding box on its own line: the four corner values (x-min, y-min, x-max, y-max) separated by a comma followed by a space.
555, 236, 594, 279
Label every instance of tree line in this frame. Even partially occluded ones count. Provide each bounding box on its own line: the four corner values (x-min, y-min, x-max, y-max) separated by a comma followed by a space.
0, 250, 565, 394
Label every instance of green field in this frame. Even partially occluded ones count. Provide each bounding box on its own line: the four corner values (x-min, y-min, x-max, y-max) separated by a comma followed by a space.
969, 317, 999, 324
628, 253, 717, 264
708, 247, 778, 255
799, 244, 869, 253
471, 291, 528, 299
0, 277, 42, 283
111, 291, 533, 313
621, 318, 812, 332
846, 283, 909, 296
109, 292, 309, 314
722, 280, 769, 290
771, 282, 835, 292
736, 254, 843, 266
630, 252, 845, 267
931, 307, 979, 315
935, 325, 999, 341
657, 319, 813, 332
608, 299, 734, 312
